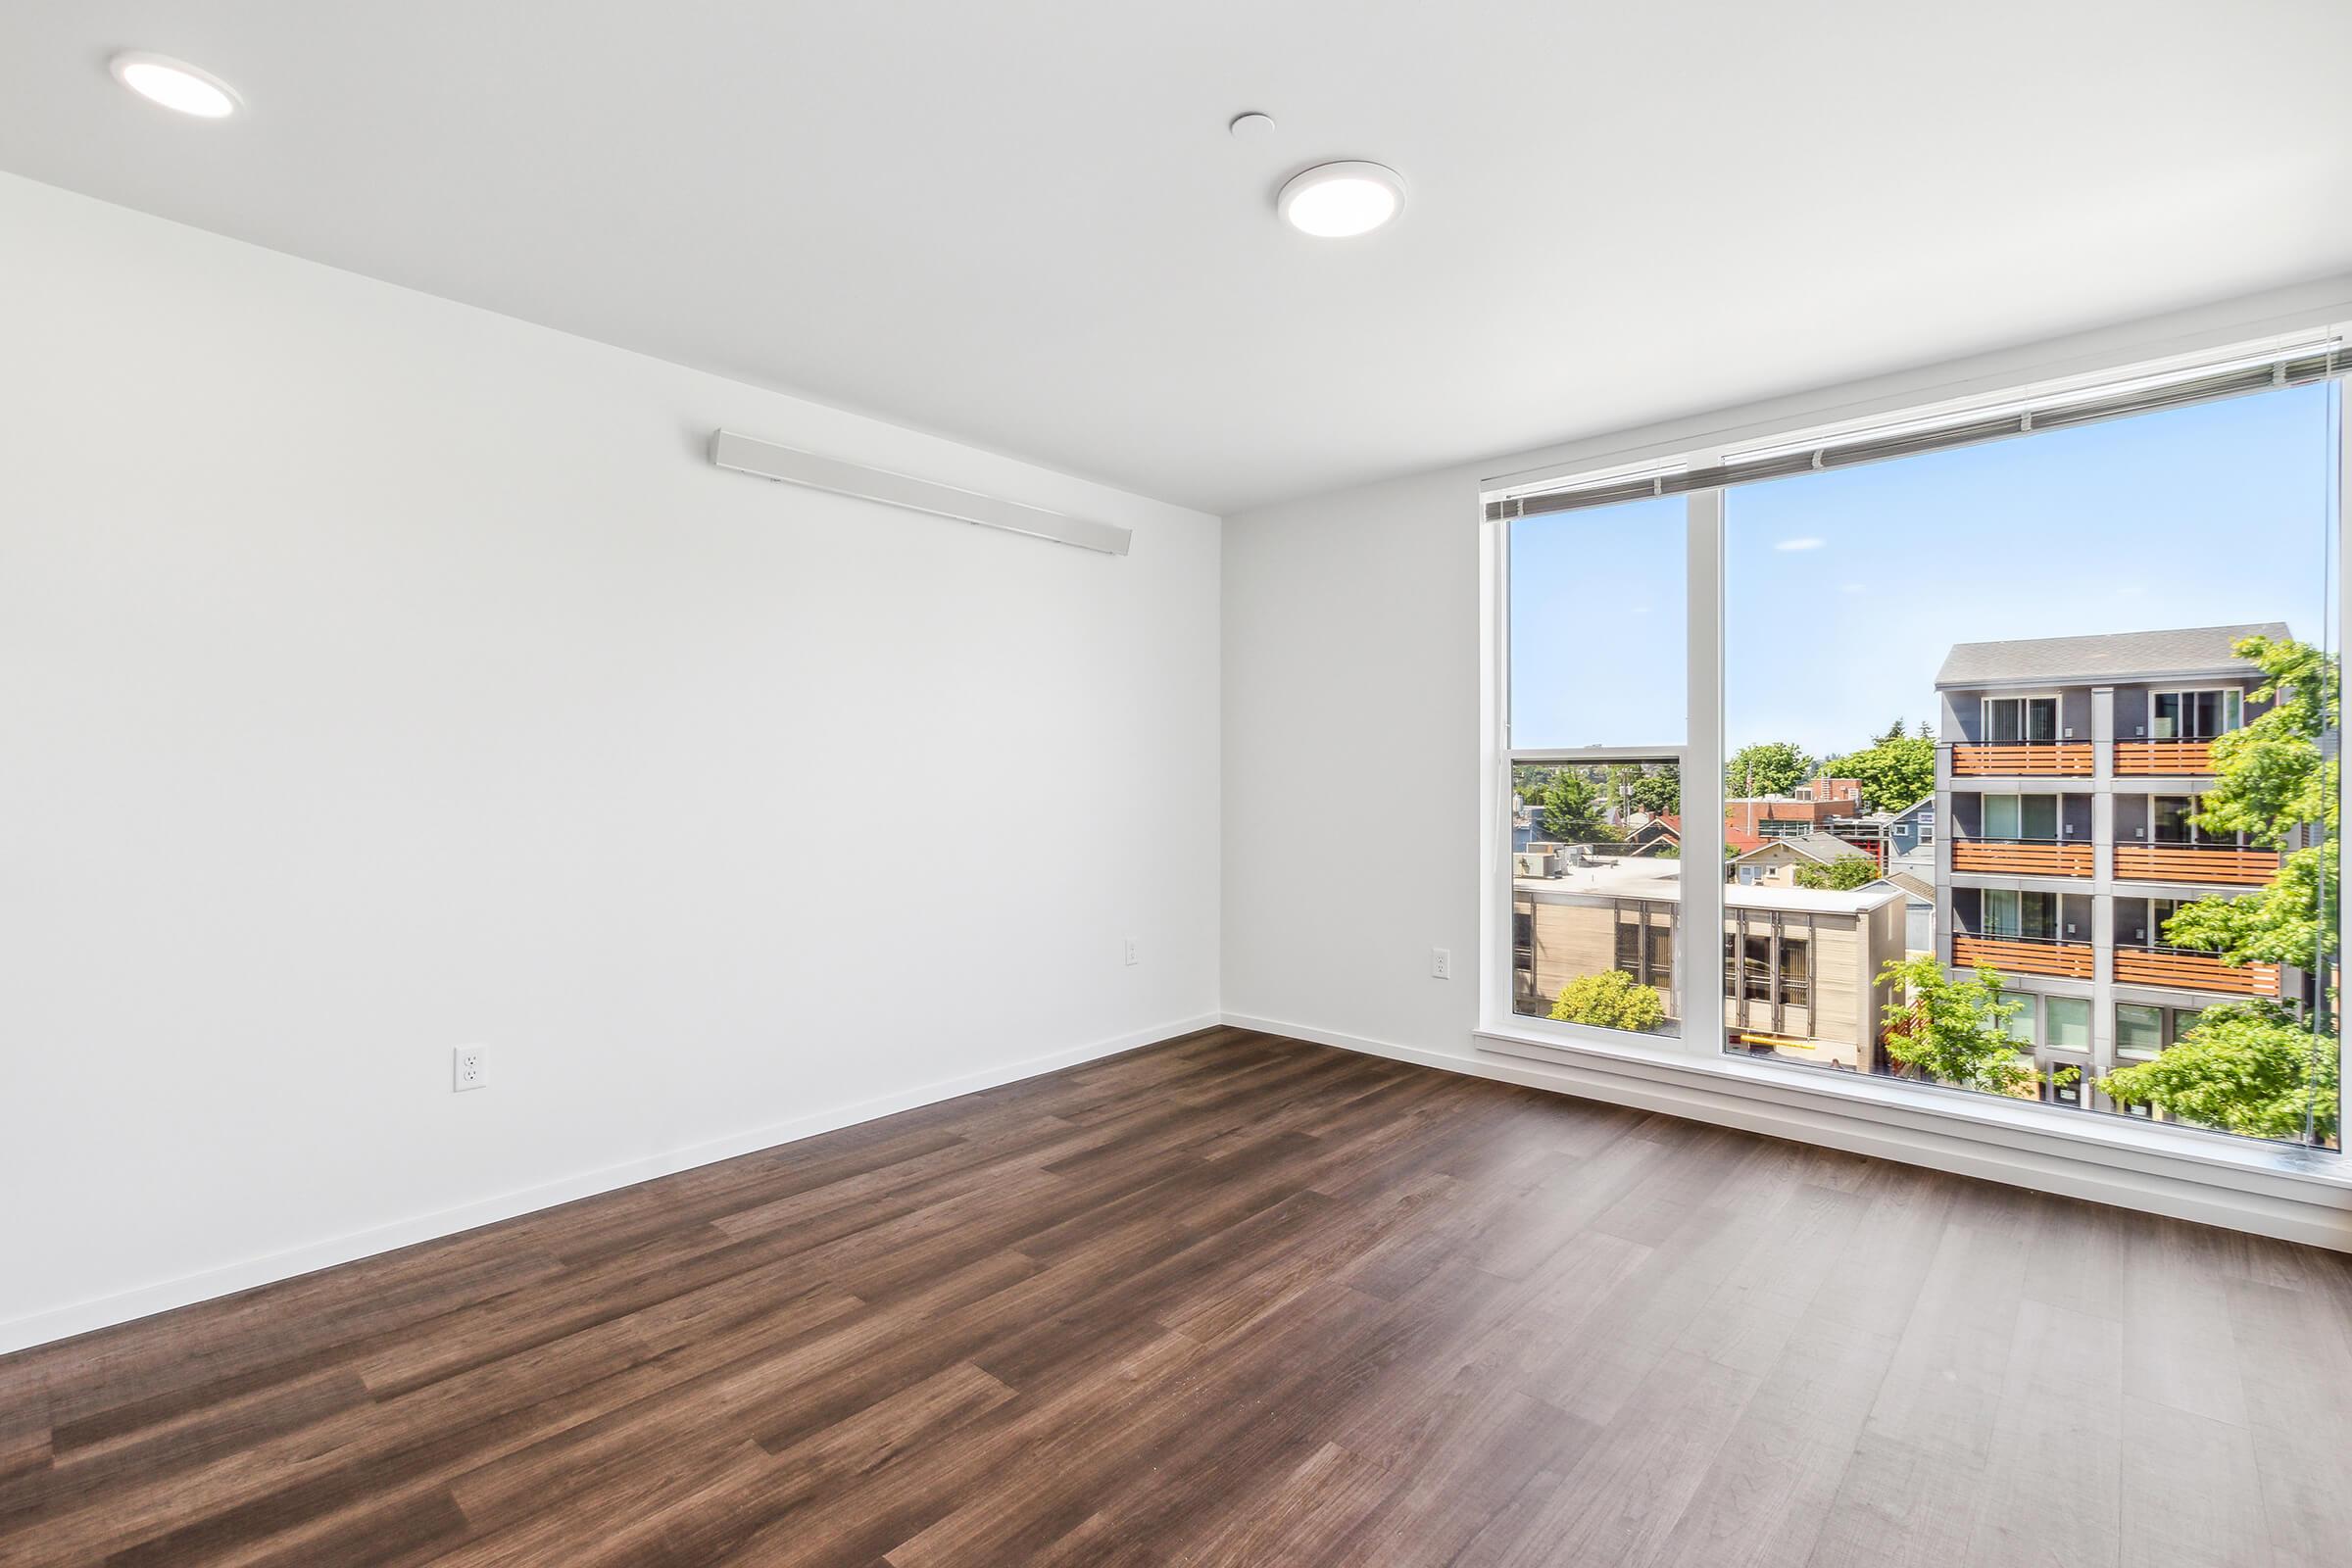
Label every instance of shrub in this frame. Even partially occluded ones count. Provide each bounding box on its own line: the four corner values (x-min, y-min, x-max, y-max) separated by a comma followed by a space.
1550, 969, 1668, 1031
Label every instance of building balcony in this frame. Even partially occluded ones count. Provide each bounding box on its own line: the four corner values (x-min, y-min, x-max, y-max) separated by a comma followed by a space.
2113, 843, 2280, 886
1952, 932, 2094, 979
1950, 837, 2093, 877
2114, 945, 2280, 997
2113, 739, 2217, 775
1948, 741, 2093, 777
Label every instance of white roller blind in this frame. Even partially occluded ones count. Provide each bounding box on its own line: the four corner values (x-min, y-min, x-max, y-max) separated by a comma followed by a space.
1487, 339, 2345, 521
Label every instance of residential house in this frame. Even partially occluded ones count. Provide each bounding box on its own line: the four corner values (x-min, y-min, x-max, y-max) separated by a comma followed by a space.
1728, 831, 1874, 888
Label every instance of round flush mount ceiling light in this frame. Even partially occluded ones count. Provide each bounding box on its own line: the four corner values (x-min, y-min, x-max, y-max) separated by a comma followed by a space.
1277, 161, 1405, 238
110, 52, 242, 119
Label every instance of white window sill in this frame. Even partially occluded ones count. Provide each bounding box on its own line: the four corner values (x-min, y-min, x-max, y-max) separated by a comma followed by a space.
1473, 1017, 2351, 1248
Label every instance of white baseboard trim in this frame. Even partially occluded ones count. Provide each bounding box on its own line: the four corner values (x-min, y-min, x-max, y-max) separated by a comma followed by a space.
1, 1011, 1222, 1357
1218, 1012, 2352, 1252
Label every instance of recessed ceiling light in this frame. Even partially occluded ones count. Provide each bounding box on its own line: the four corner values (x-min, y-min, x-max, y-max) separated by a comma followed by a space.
110, 52, 241, 120
1278, 162, 1404, 239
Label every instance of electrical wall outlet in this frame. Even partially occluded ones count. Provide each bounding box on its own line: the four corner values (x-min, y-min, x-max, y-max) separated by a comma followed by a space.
1124, 938, 1139, 967
1431, 948, 1452, 980
453, 1046, 487, 1092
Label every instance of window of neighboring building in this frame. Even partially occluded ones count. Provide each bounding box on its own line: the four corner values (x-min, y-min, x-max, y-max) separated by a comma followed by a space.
1983, 793, 2059, 843
2152, 688, 2242, 739
2045, 997, 2091, 1053
1737, 932, 1773, 1003
1781, 936, 1811, 1010
1984, 694, 2060, 744
2149, 795, 2247, 850
2117, 1004, 2164, 1059
2122, 898, 2190, 948
1983, 889, 2061, 941
1614, 901, 1675, 991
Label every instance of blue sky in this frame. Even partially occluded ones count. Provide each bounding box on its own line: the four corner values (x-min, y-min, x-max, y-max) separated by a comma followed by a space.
1511, 381, 2337, 760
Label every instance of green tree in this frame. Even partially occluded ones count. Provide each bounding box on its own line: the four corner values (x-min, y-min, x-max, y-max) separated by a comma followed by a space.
1550, 969, 1668, 1031
1876, 718, 1909, 746
1625, 765, 1682, 817
1793, 857, 1881, 892
1824, 734, 1936, 812
2099, 634, 2338, 1143
1878, 956, 2034, 1096
2191, 634, 2336, 848
1538, 770, 1616, 844
1725, 741, 1814, 798
2099, 1002, 2338, 1141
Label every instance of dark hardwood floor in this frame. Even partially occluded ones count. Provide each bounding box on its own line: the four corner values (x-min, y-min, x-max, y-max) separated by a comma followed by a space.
3, 1026, 2349, 1566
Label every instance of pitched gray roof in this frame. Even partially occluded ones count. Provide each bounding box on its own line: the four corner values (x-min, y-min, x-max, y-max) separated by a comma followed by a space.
1882, 869, 1936, 902
1936, 623, 2288, 688
1735, 830, 1871, 865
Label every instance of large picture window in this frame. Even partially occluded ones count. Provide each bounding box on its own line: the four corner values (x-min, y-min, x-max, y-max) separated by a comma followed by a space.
1494, 339, 2344, 1155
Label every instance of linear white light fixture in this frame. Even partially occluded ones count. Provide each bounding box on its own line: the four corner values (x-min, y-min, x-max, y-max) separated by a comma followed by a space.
709, 431, 1131, 557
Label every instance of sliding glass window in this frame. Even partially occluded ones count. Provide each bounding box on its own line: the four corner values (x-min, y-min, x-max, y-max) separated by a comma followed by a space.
1493, 340, 2344, 1156
1506, 495, 1686, 1033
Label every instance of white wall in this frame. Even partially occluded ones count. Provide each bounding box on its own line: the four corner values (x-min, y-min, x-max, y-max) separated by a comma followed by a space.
1220, 466, 1485, 1056
0, 172, 1222, 1350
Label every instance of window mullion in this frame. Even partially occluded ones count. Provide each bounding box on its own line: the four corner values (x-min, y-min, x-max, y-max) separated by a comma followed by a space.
1680, 485, 1727, 1057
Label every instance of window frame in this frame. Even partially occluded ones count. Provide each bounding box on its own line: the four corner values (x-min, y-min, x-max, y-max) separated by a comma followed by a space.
2150, 685, 2244, 741
1983, 692, 2065, 746
1981, 791, 2063, 844
1479, 324, 2351, 1200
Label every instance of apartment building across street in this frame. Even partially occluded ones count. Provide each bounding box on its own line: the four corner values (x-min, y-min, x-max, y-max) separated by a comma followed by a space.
1934, 623, 2304, 1113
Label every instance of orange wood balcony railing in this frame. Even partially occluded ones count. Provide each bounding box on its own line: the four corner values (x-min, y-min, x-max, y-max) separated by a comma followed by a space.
1950, 839, 2093, 877
2114, 947, 2281, 997
2113, 844, 2280, 886
1952, 933, 2094, 979
1949, 742, 2093, 777
2113, 740, 2217, 775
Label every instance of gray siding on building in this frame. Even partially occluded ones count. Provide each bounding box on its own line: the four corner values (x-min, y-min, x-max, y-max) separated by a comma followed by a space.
2113, 686, 2148, 738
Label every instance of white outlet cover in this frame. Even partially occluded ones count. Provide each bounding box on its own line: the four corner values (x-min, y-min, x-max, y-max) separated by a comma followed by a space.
453, 1046, 487, 1092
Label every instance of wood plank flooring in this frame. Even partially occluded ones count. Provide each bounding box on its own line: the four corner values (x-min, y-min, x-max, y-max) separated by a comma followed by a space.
4, 1026, 2350, 1566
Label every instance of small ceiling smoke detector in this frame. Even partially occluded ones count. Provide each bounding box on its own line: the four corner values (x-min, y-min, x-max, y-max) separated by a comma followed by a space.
110, 52, 242, 119
1278, 162, 1405, 238
1228, 112, 1276, 140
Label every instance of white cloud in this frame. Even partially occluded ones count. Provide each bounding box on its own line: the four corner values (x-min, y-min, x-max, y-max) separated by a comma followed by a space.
1775, 536, 1827, 552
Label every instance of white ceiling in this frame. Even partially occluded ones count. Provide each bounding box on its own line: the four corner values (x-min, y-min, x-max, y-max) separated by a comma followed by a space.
5, 1, 2350, 514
